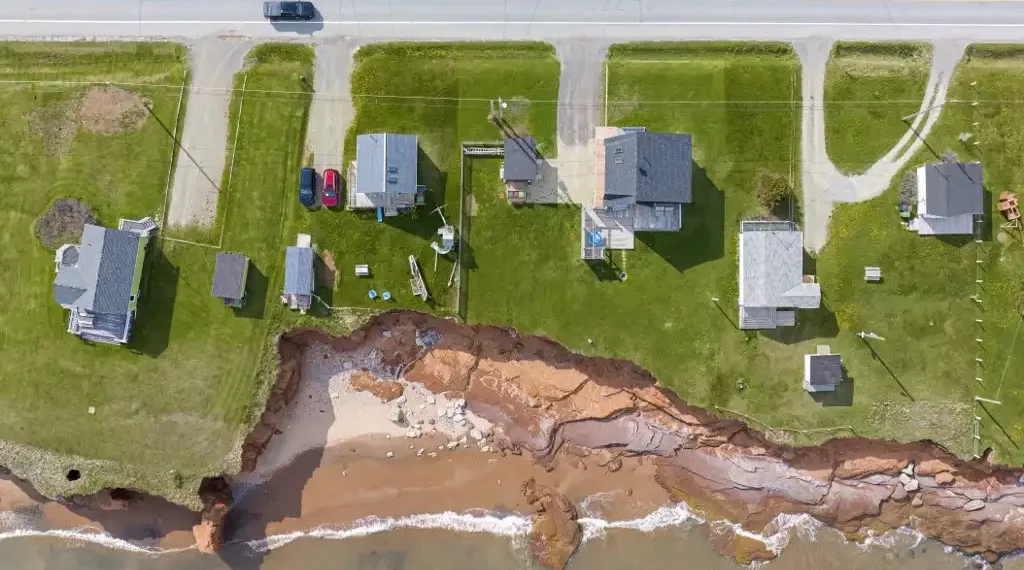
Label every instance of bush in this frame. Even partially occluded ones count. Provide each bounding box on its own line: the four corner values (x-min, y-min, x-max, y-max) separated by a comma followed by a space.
756, 171, 794, 210
898, 170, 917, 207
35, 198, 96, 250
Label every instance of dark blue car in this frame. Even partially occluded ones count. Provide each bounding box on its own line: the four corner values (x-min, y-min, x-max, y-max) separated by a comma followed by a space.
299, 167, 316, 207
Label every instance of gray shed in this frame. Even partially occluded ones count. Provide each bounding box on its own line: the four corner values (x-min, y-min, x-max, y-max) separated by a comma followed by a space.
211, 252, 249, 306
503, 136, 539, 182
804, 349, 844, 393
284, 246, 314, 296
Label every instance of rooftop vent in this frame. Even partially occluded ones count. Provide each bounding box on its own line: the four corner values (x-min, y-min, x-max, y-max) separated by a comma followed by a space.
387, 166, 399, 174
387, 176, 399, 184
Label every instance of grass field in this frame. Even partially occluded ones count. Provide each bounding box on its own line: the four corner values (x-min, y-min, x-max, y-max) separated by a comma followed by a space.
824, 42, 932, 175
287, 43, 560, 315
464, 42, 820, 420
819, 45, 1024, 463
0, 43, 314, 501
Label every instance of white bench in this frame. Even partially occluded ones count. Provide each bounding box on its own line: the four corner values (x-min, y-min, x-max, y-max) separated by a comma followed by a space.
865, 266, 882, 282
355, 264, 370, 277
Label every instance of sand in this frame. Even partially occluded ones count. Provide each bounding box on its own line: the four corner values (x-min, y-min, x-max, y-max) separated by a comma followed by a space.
254, 343, 495, 477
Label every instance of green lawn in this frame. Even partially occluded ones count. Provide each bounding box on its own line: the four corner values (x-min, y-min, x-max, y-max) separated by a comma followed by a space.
824, 42, 932, 175
819, 45, 1024, 463
465, 42, 816, 419
0, 43, 313, 502
287, 42, 560, 315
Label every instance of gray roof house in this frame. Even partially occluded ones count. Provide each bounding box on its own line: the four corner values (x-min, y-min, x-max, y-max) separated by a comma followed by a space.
211, 252, 249, 308
52, 217, 158, 344
581, 127, 693, 260
738, 220, 821, 330
347, 133, 423, 216
912, 161, 983, 236
282, 234, 314, 313
804, 346, 844, 393
502, 136, 539, 183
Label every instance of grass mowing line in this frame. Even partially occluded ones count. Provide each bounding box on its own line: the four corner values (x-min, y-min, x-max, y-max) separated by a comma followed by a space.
220, 73, 247, 250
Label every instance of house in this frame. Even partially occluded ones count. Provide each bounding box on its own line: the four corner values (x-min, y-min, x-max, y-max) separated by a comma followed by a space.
211, 252, 249, 308
502, 136, 540, 203
804, 345, 844, 392
347, 133, 425, 216
737, 220, 821, 330
910, 161, 983, 236
52, 217, 158, 344
581, 127, 692, 260
281, 234, 314, 313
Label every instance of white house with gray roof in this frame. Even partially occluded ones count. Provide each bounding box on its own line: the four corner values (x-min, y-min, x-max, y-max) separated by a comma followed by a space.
281, 233, 314, 313
738, 220, 820, 330
911, 161, 983, 236
52, 217, 157, 344
347, 133, 424, 216
581, 127, 693, 260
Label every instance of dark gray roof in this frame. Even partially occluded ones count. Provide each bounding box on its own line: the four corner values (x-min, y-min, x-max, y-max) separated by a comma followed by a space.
211, 253, 249, 299
503, 136, 539, 181
604, 131, 692, 205
284, 246, 314, 295
922, 161, 983, 217
355, 133, 418, 194
52, 224, 141, 315
808, 354, 844, 387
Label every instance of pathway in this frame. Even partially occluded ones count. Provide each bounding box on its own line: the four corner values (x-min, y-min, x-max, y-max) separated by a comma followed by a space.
308, 37, 362, 174
166, 38, 250, 228
796, 38, 966, 251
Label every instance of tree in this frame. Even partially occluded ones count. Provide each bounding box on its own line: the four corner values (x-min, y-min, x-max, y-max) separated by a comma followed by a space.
756, 171, 794, 211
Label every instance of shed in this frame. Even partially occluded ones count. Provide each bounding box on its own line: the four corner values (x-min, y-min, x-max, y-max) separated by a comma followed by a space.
804, 345, 844, 393
282, 236, 314, 312
502, 136, 539, 182
211, 252, 249, 307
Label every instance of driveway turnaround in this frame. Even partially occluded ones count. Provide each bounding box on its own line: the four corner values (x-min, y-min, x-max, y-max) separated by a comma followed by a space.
797, 38, 964, 251
166, 38, 250, 228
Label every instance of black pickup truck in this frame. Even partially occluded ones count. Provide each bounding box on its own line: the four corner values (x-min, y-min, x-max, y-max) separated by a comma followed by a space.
263, 1, 316, 21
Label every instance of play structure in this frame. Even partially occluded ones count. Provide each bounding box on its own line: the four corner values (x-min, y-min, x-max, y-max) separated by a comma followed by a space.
429, 206, 458, 271
998, 191, 1020, 229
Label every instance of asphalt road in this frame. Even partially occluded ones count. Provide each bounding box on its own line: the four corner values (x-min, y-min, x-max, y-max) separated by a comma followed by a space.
6, 0, 1024, 40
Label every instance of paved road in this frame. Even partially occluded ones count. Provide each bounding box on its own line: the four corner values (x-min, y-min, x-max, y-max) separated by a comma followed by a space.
6, 0, 1024, 40
166, 38, 249, 228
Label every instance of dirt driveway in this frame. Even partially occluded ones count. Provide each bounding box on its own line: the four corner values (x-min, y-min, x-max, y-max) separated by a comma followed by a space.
166, 38, 250, 228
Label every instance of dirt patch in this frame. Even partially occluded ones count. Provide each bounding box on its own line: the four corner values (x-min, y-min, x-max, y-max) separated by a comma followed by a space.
34, 198, 97, 250
348, 370, 404, 402
79, 86, 151, 135
26, 86, 151, 157
26, 100, 80, 157
320, 250, 337, 289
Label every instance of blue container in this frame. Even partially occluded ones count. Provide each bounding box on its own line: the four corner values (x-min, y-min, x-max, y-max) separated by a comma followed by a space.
382, 291, 392, 301
368, 289, 378, 300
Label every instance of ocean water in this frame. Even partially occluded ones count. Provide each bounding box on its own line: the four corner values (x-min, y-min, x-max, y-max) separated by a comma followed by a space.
0, 507, 1012, 570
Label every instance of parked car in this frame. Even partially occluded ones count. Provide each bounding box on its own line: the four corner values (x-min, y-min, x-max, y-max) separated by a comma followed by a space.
322, 168, 340, 207
263, 1, 316, 21
299, 167, 316, 207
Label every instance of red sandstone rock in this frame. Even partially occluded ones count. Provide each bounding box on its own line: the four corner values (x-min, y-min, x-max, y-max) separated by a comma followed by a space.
522, 478, 581, 570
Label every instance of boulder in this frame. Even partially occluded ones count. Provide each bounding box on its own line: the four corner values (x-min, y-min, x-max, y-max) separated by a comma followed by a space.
388, 407, 405, 425
904, 479, 920, 492
912, 495, 924, 508
901, 462, 916, 477
899, 473, 913, 485
522, 478, 581, 570
964, 499, 986, 512
935, 472, 955, 486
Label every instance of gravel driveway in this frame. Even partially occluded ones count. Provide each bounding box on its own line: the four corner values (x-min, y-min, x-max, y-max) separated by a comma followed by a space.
166, 38, 250, 228
308, 38, 362, 175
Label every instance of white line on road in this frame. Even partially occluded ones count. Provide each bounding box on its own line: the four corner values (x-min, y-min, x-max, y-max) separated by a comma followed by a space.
5, 19, 1024, 27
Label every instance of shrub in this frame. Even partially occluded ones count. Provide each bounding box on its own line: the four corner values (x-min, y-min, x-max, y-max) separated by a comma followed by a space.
35, 198, 96, 250
756, 171, 794, 211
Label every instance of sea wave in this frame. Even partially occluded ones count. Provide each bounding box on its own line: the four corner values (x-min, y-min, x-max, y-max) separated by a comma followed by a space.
0, 526, 194, 555
578, 503, 705, 543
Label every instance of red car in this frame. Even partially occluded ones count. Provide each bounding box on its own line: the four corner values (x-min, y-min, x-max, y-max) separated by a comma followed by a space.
322, 168, 340, 207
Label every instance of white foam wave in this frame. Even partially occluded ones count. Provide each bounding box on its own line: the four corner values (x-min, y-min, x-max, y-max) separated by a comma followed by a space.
578, 502, 705, 543
0, 526, 195, 555
857, 525, 926, 552
244, 511, 532, 553
708, 512, 823, 558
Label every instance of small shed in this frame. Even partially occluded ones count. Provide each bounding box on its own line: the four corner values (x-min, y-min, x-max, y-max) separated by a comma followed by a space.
211, 252, 250, 307
282, 234, 314, 313
804, 345, 843, 393
502, 136, 539, 183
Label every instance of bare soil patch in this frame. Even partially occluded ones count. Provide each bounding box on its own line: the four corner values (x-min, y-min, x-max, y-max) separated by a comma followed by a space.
25, 86, 151, 157
320, 250, 337, 289
78, 86, 151, 135
34, 198, 97, 250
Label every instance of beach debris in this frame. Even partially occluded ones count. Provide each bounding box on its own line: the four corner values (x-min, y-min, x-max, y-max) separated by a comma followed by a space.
427, 396, 436, 405
394, 395, 407, 406
606, 458, 623, 473
899, 473, 913, 485
446, 441, 459, 450
963, 499, 986, 512
417, 448, 425, 456
330, 393, 339, 399
343, 361, 353, 370
901, 462, 916, 477
386, 451, 395, 458
912, 495, 924, 507
438, 409, 447, 417
406, 429, 421, 439
459, 436, 468, 446
382, 330, 392, 338
428, 452, 438, 458
438, 445, 444, 450
343, 470, 348, 476
904, 479, 920, 492
87, 406, 96, 415
416, 328, 442, 348
418, 404, 426, 410
446, 408, 456, 419
470, 428, 483, 440
389, 407, 405, 425
385, 435, 392, 440
409, 445, 415, 449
